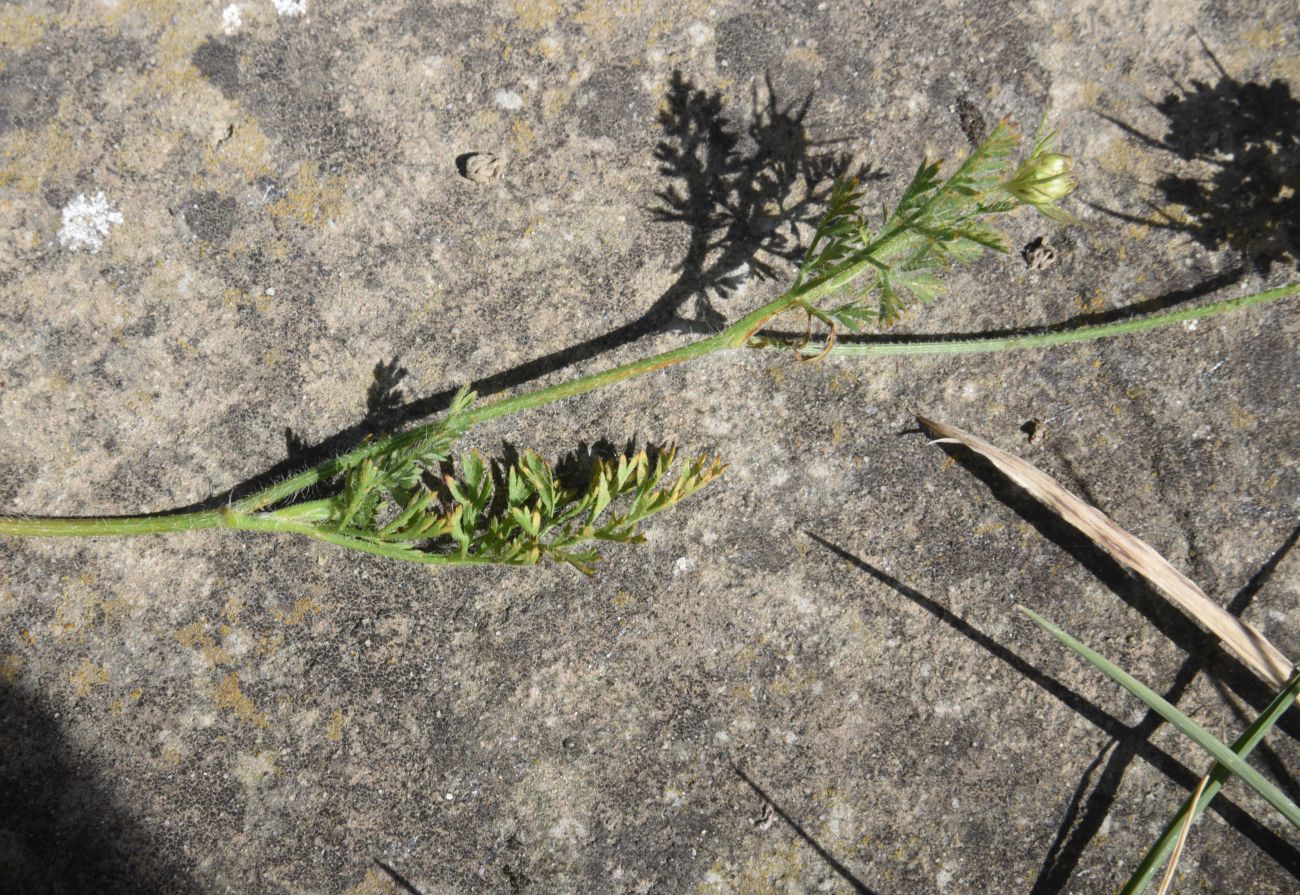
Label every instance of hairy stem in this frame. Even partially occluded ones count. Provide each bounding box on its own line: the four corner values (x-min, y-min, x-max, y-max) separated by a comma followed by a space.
780, 284, 1297, 357
0, 509, 227, 538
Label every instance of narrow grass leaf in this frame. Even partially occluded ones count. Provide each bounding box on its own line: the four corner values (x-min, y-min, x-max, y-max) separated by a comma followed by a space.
1121, 669, 1300, 895
1017, 605, 1300, 829
919, 416, 1294, 690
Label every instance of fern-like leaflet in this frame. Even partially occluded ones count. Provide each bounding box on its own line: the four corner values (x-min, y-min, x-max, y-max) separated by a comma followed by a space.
317, 395, 724, 573
793, 121, 1063, 333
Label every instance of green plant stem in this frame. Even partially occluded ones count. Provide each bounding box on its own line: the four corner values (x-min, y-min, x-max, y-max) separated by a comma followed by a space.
1120, 669, 1300, 895
217, 506, 493, 565
0, 509, 226, 537
0, 281, 1292, 540
783, 283, 1298, 357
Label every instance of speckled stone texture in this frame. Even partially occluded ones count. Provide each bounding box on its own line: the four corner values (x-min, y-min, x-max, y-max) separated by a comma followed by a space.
2, 1, 1298, 893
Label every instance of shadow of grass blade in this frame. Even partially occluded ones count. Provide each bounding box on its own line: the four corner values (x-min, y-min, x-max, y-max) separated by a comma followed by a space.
1016, 605, 1300, 829
1121, 669, 1300, 895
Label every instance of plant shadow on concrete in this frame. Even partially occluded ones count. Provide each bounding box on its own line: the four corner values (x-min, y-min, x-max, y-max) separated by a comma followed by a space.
1095, 40, 1300, 272
237, 70, 862, 513
808, 512, 1300, 891
0, 683, 200, 894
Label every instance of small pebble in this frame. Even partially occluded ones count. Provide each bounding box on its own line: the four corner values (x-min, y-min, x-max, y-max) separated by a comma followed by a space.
459, 152, 504, 183
1021, 418, 1046, 445
1022, 236, 1057, 270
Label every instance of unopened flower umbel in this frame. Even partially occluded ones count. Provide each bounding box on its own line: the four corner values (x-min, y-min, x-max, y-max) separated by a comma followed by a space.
1002, 130, 1078, 222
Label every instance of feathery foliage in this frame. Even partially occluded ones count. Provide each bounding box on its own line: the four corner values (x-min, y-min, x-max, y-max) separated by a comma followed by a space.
318, 433, 724, 574
792, 121, 1069, 332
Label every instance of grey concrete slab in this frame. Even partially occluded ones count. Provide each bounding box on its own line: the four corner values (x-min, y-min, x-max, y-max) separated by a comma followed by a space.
1, 1, 1297, 892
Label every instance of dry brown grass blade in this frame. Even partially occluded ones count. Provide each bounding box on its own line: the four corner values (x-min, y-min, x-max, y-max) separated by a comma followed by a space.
917, 415, 1294, 690
1156, 773, 1210, 895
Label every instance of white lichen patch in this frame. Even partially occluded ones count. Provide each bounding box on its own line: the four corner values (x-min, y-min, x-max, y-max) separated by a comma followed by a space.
58, 192, 123, 254
493, 89, 524, 111
222, 4, 242, 33
271, 0, 306, 16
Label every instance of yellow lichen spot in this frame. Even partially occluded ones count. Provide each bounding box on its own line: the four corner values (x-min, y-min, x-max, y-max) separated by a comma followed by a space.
973, 521, 1005, 537
343, 867, 401, 895
1, 653, 22, 684
326, 709, 346, 742
1229, 403, 1257, 430
767, 365, 786, 386
175, 621, 234, 667
769, 666, 818, 698
611, 590, 637, 609
1098, 137, 1149, 178
222, 287, 250, 308
129, 688, 143, 702
536, 36, 564, 60
123, 390, 156, 414
1244, 25, 1286, 50
214, 671, 268, 728
175, 621, 207, 648
70, 660, 109, 697
256, 631, 285, 657
273, 595, 323, 626
20, 629, 36, 647
510, 0, 561, 31
0, 7, 48, 50
511, 118, 536, 156
268, 161, 346, 228
574, 0, 620, 40
1076, 290, 1106, 315
696, 841, 807, 894
224, 595, 245, 624
830, 421, 845, 445
161, 746, 183, 766
99, 594, 139, 626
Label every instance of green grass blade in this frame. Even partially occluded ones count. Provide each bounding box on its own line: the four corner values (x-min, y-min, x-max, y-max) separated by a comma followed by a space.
1120, 669, 1300, 895
1017, 605, 1300, 829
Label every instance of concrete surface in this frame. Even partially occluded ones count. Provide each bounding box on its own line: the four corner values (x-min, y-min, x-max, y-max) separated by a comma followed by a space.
1, 1, 1298, 892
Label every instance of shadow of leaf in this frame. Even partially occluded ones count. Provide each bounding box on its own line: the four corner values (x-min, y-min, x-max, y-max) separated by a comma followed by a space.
1095, 39, 1299, 270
